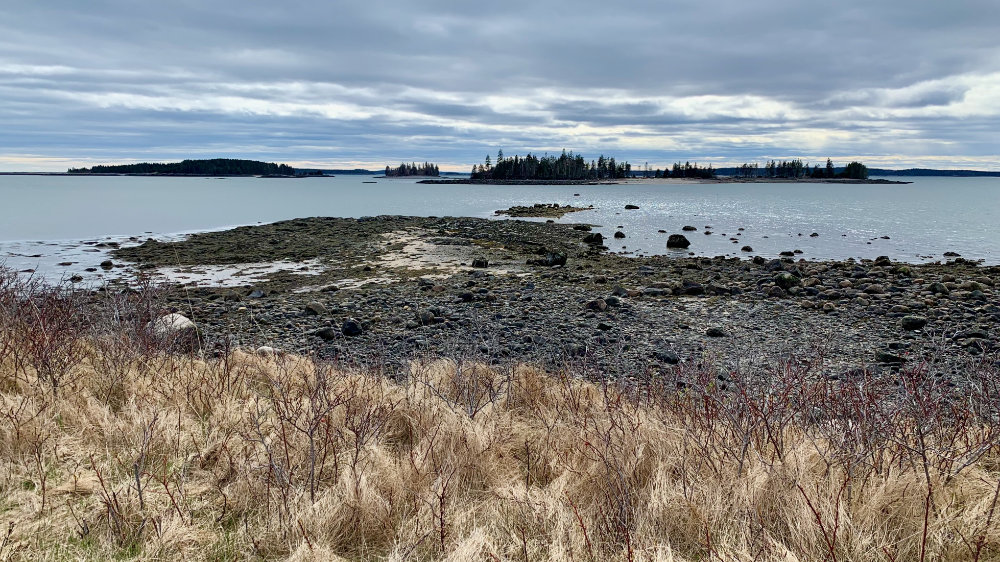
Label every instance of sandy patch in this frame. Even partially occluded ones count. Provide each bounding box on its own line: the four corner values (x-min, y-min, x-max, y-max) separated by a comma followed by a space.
378, 230, 528, 276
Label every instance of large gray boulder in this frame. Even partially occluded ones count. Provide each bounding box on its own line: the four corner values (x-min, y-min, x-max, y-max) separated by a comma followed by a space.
148, 313, 201, 352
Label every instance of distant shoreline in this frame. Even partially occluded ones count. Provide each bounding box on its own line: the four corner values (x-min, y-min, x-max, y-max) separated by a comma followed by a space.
0, 172, 307, 178
419, 177, 912, 185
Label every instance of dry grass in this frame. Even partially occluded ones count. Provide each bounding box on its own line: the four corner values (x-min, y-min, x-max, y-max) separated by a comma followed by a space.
2, 270, 1000, 560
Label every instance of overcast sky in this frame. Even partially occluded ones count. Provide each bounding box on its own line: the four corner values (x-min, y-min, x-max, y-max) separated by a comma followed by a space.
1, 0, 998, 171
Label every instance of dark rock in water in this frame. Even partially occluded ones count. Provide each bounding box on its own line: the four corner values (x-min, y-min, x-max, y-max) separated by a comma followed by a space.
69, 274, 82, 282
613, 231, 626, 239
654, 349, 681, 364
705, 327, 729, 338
658, 229, 667, 233
667, 234, 691, 248
682, 225, 697, 231
741, 246, 753, 252
84, 268, 97, 272
341, 319, 363, 337
810, 232, 819, 237
572, 225, 592, 231
875, 256, 892, 266
586, 298, 608, 312
779, 251, 795, 257
901, 316, 928, 330
100, 260, 114, 269
472, 258, 489, 268
625, 204, 640, 210
583, 233, 604, 245
943, 251, 961, 257
314, 327, 338, 340
58, 261, 72, 266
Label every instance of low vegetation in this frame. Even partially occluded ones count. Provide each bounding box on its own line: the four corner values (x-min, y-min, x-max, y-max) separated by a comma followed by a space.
1, 267, 1000, 561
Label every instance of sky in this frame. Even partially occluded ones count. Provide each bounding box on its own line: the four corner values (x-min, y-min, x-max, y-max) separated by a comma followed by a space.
1, 0, 999, 172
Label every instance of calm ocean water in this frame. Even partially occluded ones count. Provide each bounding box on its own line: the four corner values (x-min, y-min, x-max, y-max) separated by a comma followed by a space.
1, 174, 997, 282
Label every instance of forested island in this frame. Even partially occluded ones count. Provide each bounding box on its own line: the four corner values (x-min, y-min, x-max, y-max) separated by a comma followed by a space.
470, 150, 633, 181
67, 158, 296, 176
719, 158, 869, 179
384, 162, 439, 177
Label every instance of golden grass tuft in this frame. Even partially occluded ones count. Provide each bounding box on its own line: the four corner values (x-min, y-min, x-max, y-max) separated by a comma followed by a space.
1, 343, 999, 560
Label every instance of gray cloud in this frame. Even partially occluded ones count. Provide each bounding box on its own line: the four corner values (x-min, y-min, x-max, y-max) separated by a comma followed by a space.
1, 0, 998, 170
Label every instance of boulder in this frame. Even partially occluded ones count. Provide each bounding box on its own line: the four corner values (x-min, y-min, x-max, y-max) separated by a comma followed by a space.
901, 316, 928, 331
341, 319, 364, 337
471, 258, 489, 268
613, 231, 626, 239
667, 234, 691, 249
149, 313, 201, 352
314, 327, 338, 340
774, 272, 800, 289
583, 233, 604, 245
304, 301, 328, 316
682, 225, 697, 231
654, 349, 681, 364
529, 252, 568, 267
625, 204, 640, 210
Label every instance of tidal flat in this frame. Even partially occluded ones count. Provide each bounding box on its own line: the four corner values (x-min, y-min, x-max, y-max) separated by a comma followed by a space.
113, 215, 998, 380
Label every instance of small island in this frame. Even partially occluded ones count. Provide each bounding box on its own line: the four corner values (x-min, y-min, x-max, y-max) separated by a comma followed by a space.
67, 158, 296, 176
384, 162, 439, 177
494, 203, 594, 218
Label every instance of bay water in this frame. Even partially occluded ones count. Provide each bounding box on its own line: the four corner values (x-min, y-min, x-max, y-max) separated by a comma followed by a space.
1, 174, 996, 283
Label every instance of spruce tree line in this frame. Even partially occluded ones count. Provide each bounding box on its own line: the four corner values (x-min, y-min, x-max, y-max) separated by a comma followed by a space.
470, 150, 632, 180
733, 158, 868, 179
384, 162, 440, 177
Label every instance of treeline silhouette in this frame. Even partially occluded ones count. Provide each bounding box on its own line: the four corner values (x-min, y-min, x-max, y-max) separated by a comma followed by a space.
384, 162, 439, 177
68, 158, 295, 176
470, 150, 634, 180
729, 158, 869, 179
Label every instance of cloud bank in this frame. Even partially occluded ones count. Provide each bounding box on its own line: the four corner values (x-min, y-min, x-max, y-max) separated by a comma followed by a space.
1, 0, 998, 171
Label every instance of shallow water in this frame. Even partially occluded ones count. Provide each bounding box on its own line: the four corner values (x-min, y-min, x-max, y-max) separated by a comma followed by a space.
1, 174, 997, 283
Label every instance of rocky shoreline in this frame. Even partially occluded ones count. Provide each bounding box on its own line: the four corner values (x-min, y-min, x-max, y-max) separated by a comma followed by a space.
113, 215, 998, 381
